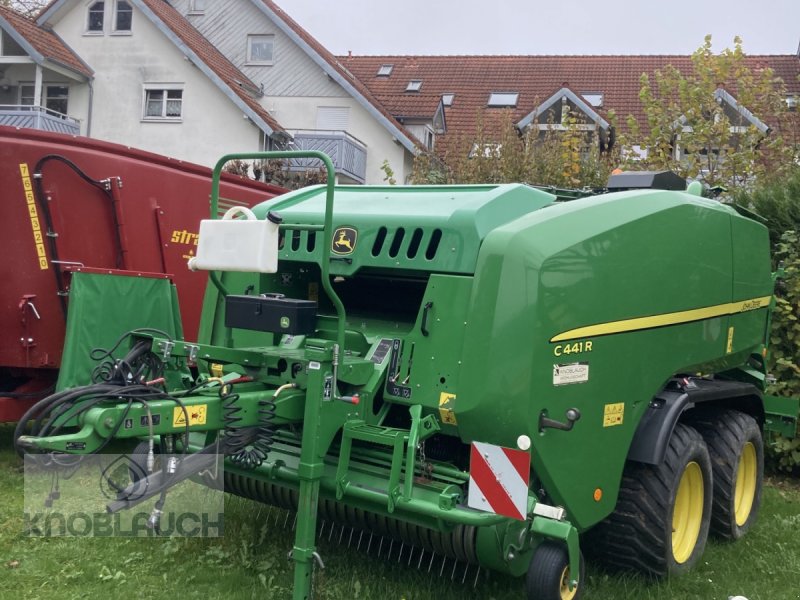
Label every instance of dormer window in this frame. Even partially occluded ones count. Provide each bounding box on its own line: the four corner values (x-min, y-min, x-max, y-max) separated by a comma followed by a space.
114, 0, 132, 32
442, 93, 454, 106
487, 92, 518, 107
581, 92, 604, 107
787, 95, 798, 111
377, 64, 393, 76
406, 80, 422, 92
87, 1, 104, 32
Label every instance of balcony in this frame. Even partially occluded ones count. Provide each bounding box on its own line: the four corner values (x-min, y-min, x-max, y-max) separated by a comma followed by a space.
286, 130, 367, 184
0, 105, 81, 136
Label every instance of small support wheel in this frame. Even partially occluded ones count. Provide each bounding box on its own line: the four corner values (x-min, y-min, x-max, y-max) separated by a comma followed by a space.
526, 541, 584, 600
693, 410, 763, 539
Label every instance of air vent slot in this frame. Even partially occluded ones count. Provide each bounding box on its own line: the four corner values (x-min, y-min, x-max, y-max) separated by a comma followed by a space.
291, 230, 301, 251
372, 226, 388, 256
388, 228, 405, 258
306, 231, 316, 252
407, 228, 423, 258
425, 229, 442, 260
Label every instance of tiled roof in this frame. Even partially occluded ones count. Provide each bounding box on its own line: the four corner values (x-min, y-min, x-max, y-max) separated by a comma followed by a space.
0, 5, 91, 78
257, 1, 422, 151
342, 54, 800, 144
140, 0, 285, 136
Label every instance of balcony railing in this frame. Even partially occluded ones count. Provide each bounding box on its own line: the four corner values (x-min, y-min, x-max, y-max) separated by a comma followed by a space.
0, 105, 81, 136
286, 130, 367, 184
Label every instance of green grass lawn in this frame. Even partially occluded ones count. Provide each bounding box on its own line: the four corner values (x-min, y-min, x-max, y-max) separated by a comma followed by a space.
1, 422, 798, 600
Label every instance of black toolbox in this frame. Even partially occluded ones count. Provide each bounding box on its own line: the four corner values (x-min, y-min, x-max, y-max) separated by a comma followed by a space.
225, 294, 317, 335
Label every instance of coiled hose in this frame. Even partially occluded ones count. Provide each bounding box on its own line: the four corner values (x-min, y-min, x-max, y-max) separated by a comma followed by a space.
223, 383, 295, 469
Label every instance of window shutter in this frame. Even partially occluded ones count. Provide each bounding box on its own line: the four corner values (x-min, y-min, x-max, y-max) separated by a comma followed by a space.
315, 107, 349, 131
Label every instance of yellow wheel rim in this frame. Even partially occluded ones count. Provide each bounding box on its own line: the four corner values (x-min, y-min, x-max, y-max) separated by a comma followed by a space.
672, 461, 704, 564
734, 442, 757, 526
559, 565, 577, 600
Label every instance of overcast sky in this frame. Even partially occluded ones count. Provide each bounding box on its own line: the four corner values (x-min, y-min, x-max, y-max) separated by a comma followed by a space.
279, 0, 800, 56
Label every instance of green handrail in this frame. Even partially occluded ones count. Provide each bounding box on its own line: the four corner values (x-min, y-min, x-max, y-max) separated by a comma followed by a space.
209, 151, 346, 353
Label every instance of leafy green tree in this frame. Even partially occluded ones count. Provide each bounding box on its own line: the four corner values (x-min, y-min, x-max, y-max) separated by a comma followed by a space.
626, 36, 797, 190
411, 108, 618, 188
735, 166, 800, 247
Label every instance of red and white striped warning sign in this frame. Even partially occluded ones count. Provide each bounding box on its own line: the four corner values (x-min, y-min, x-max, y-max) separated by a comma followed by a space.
468, 441, 530, 521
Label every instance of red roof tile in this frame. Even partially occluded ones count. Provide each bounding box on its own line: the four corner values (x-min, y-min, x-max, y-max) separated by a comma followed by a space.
140, 0, 285, 135
0, 5, 91, 78
342, 54, 800, 145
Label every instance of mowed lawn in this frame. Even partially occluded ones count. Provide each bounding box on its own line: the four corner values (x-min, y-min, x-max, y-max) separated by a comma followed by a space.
1, 422, 798, 600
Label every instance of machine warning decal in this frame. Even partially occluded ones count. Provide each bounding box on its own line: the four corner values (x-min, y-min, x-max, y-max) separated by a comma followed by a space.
331, 226, 358, 255
468, 441, 530, 521
369, 338, 393, 364
553, 362, 589, 386
19, 163, 48, 270
603, 403, 625, 427
438, 392, 458, 425
173, 405, 207, 427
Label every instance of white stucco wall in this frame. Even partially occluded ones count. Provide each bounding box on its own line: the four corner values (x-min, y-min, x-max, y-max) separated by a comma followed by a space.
268, 96, 410, 184
49, 2, 263, 166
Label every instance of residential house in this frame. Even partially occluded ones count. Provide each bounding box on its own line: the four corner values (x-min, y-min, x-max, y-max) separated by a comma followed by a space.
341, 54, 800, 161
0, 5, 90, 135
167, 0, 421, 184
36, 0, 288, 167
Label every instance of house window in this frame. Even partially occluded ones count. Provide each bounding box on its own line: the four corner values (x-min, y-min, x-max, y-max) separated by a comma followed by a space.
143, 86, 183, 120
487, 92, 518, 107
114, 0, 132, 32
45, 86, 69, 115
189, 0, 206, 13
377, 64, 393, 76
87, 1, 104, 32
19, 84, 69, 115
19, 85, 35, 106
406, 80, 422, 92
581, 92, 603, 107
247, 35, 274, 65
442, 93, 454, 107
787, 96, 798, 111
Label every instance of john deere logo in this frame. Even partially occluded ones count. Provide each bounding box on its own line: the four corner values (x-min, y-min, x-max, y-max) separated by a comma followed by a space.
332, 227, 357, 255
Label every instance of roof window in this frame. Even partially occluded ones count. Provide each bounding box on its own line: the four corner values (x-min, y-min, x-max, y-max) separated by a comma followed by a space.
487, 92, 518, 107
442, 93, 454, 106
406, 80, 422, 92
377, 64, 393, 76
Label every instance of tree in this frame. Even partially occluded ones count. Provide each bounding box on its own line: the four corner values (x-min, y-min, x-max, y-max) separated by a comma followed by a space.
411, 108, 618, 189
625, 36, 798, 190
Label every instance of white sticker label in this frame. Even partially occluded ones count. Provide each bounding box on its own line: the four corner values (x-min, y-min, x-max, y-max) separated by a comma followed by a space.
553, 362, 589, 386
308, 361, 321, 371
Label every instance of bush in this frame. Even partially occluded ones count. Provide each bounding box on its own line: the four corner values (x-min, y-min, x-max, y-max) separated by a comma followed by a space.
766, 230, 800, 473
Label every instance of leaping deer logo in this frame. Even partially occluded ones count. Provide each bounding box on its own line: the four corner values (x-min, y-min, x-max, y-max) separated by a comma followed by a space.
332, 227, 357, 255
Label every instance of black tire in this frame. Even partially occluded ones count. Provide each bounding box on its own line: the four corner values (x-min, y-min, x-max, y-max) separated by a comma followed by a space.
526, 541, 584, 600
693, 410, 763, 540
589, 423, 712, 577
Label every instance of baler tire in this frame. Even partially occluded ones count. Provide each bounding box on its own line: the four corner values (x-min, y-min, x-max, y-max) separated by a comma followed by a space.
693, 410, 763, 540
589, 423, 712, 577
526, 541, 584, 600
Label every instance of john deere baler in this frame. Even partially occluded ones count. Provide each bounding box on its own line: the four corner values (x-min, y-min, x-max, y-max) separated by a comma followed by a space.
17, 152, 780, 600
